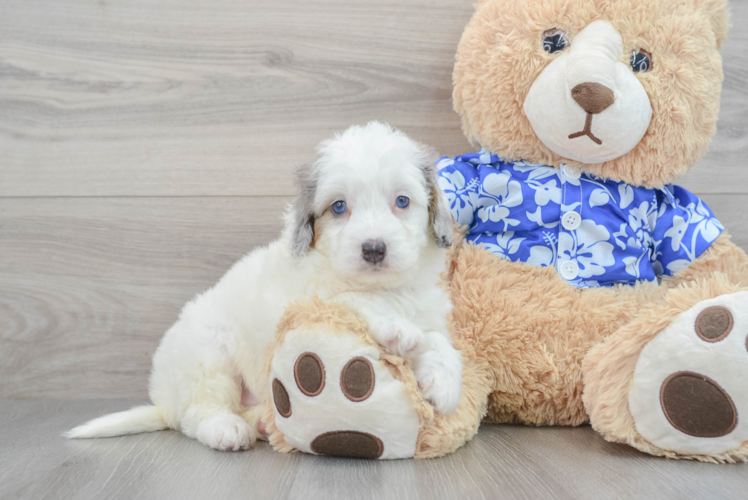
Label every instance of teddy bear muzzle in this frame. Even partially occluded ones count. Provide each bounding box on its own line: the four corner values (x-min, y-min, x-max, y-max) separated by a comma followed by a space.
523, 20, 652, 164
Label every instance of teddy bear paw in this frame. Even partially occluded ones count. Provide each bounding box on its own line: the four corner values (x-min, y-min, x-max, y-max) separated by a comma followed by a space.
629, 291, 748, 456
268, 325, 421, 459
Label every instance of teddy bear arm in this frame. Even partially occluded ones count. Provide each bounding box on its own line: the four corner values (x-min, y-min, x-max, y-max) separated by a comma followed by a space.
664, 232, 748, 289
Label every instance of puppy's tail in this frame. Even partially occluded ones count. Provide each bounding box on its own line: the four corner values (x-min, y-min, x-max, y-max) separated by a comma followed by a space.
64, 405, 168, 439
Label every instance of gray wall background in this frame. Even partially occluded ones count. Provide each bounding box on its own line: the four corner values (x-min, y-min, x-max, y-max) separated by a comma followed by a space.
2, 0, 747, 400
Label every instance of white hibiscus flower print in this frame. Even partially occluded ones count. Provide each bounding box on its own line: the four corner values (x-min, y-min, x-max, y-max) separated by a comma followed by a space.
627, 201, 656, 249
480, 232, 526, 260
558, 220, 615, 278
589, 188, 610, 207
664, 215, 688, 252
662, 197, 723, 262
528, 245, 554, 267
532, 179, 562, 206
527, 232, 558, 267
618, 183, 634, 209
438, 169, 478, 226
476, 171, 523, 231
623, 255, 641, 278
689, 199, 723, 244
435, 157, 455, 170
521, 164, 561, 206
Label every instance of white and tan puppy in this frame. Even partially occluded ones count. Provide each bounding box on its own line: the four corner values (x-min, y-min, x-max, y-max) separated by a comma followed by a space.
66, 122, 462, 451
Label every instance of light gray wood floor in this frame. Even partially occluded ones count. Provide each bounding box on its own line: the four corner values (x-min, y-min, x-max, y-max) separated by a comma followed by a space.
3, 399, 748, 500
2, 0, 748, 498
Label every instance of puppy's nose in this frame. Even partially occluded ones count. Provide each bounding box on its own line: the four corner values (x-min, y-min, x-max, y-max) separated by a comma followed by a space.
571, 82, 615, 114
361, 240, 386, 264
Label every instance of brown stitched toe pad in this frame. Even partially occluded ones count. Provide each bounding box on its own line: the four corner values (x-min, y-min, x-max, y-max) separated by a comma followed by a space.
695, 306, 734, 342
272, 378, 291, 418
294, 352, 325, 397
340, 357, 375, 402
660, 371, 737, 438
310, 431, 384, 459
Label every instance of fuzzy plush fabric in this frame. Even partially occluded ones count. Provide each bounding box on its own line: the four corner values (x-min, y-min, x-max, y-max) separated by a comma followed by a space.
445, 0, 748, 463
448, 239, 643, 427
262, 297, 435, 457
453, 0, 730, 188
440, 231, 748, 462
263, 231, 748, 462
264, 0, 748, 463
583, 273, 748, 463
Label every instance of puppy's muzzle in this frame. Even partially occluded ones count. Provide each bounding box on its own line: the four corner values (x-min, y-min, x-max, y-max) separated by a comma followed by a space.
361, 240, 386, 264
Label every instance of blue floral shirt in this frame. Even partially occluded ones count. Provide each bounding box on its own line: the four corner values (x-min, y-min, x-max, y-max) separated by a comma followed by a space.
437, 151, 724, 288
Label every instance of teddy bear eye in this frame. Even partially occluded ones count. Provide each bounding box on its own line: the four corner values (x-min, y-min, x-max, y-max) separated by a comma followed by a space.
630, 49, 653, 73
542, 28, 569, 54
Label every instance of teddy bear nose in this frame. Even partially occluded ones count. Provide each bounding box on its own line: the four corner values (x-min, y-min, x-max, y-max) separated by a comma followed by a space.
571, 82, 615, 114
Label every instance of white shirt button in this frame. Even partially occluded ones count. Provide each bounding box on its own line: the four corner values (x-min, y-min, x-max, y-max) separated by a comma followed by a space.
562, 211, 582, 231
562, 165, 581, 179
559, 260, 580, 280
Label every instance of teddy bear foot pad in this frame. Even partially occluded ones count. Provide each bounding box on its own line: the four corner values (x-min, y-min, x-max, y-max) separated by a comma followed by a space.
629, 291, 748, 456
268, 324, 421, 459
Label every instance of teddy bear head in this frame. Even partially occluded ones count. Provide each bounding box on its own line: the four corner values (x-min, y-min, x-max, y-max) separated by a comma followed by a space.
453, 0, 730, 188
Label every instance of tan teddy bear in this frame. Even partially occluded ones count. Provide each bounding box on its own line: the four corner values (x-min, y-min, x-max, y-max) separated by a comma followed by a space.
263, 0, 748, 463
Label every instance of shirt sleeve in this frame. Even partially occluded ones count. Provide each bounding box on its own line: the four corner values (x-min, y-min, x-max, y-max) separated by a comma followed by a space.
436, 156, 480, 227
651, 185, 724, 277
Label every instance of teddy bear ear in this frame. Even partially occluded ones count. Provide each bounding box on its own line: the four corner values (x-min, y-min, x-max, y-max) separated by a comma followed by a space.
694, 0, 731, 48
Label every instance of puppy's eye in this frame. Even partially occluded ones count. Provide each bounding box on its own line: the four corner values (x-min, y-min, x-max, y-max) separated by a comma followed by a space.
395, 196, 410, 209
542, 28, 569, 54
331, 200, 347, 214
630, 49, 652, 73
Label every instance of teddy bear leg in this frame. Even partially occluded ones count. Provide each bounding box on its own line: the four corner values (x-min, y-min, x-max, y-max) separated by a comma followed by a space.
263, 308, 424, 459
583, 276, 748, 463
263, 298, 491, 459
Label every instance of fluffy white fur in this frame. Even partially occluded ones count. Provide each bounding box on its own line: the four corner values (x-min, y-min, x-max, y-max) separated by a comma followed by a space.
65, 122, 463, 451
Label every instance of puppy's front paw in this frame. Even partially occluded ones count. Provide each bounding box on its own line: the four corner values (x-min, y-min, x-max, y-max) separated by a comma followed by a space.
370, 317, 424, 357
416, 365, 462, 415
196, 414, 255, 451
414, 339, 462, 415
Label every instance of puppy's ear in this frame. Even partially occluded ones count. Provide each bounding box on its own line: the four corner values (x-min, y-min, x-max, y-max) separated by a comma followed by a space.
289, 163, 317, 258
417, 145, 454, 248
